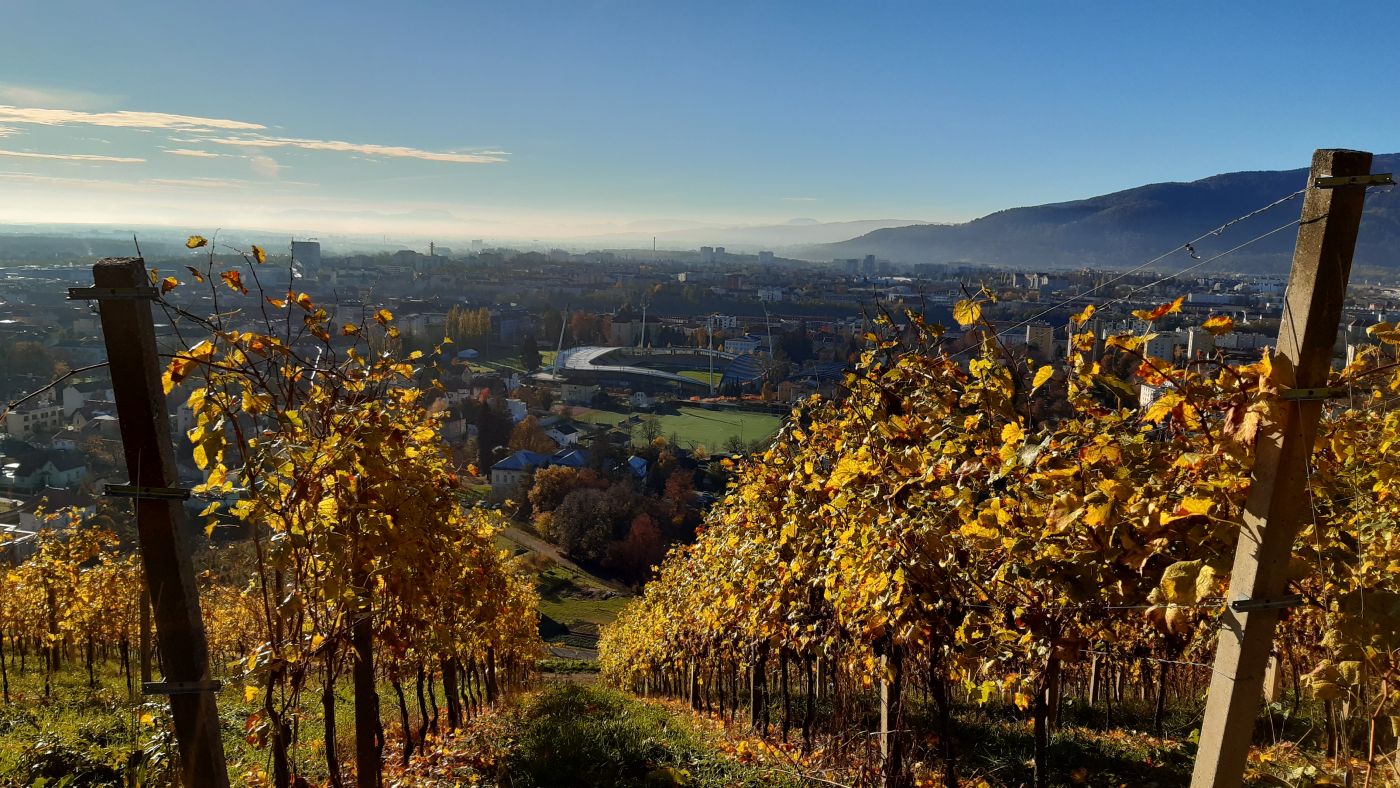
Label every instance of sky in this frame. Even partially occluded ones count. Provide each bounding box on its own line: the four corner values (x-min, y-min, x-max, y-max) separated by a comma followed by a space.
0, 0, 1397, 243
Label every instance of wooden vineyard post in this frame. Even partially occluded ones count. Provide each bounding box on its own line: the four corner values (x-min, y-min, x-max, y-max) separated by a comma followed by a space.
880, 643, 905, 788
1190, 149, 1376, 788
78, 258, 231, 787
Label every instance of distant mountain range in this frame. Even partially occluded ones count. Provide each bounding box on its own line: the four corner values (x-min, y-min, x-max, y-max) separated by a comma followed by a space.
801, 155, 1400, 274
573, 218, 934, 251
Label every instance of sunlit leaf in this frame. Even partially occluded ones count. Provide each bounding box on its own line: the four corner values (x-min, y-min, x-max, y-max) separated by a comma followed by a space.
1201, 314, 1234, 335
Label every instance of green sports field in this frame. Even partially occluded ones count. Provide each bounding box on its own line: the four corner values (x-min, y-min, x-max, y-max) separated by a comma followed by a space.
572, 405, 781, 451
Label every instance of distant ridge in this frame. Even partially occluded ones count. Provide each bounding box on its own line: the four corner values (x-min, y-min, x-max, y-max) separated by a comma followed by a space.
802, 155, 1400, 273
573, 218, 935, 251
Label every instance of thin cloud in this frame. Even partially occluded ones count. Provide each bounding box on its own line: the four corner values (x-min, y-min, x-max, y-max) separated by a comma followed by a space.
249, 154, 283, 178
0, 84, 116, 110
0, 105, 264, 131
782, 196, 820, 202
145, 177, 251, 189
0, 149, 144, 163
165, 148, 224, 158
0, 126, 17, 138
205, 135, 506, 164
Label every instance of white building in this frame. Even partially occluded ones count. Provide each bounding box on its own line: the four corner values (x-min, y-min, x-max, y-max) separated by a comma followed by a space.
1144, 331, 1182, 363
560, 383, 599, 405
725, 336, 761, 355
505, 399, 528, 423
545, 422, 581, 446
1186, 327, 1216, 360
4, 403, 66, 440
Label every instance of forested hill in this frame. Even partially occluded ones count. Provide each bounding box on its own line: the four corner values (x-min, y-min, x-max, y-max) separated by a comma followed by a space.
804, 154, 1400, 273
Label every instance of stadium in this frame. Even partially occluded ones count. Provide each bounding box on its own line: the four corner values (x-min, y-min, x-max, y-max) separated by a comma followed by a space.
541, 346, 740, 394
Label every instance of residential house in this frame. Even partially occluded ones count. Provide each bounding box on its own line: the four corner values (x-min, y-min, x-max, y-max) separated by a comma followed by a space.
545, 422, 581, 447
0, 444, 89, 492
560, 383, 599, 405
3, 402, 65, 440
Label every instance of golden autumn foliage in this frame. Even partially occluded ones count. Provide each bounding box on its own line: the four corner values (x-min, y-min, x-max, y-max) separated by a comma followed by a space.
601, 294, 1400, 783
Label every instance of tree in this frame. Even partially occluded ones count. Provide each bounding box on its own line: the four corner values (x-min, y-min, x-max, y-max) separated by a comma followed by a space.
159, 239, 543, 787
476, 400, 514, 470
598, 295, 1280, 787
607, 513, 666, 585
508, 415, 556, 454
529, 466, 582, 515
546, 488, 614, 562
520, 336, 542, 372
779, 323, 813, 363
542, 308, 564, 349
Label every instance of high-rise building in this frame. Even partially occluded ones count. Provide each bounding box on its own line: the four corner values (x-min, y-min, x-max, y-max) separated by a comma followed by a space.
758, 251, 775, 265
1025, 323, 1055, 358
290, 240, 321, 269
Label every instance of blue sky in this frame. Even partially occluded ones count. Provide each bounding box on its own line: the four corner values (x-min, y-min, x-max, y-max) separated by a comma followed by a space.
0, 1, 1396, 240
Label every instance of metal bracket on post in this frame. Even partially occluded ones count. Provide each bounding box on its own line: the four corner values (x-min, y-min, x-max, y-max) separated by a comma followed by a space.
1314, 173, 1394, 189
67, 286, 159, 301
1229, 594, 1304, 613
104, 484, 192, 500
143, 680, 223, 696
1280, 386, 1349, 401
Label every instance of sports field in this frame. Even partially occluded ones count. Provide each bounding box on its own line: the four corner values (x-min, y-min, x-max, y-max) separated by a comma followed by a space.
572, 405, 781, 451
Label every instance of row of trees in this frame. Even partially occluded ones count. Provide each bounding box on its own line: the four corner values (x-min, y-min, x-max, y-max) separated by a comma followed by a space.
0, 524, 143, 703
160, 240, 544, 787
600, 297, 1400, 786
445, 305, 493, 343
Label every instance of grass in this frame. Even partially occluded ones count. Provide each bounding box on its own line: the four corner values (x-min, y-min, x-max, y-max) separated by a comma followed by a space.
536, 658, 600, 674
0, 656, 317, 786
501, 684, 796, 787
677, 369, 722, 387
535, 564, 630, 657
574, 406, 781, 451
0, 653, 481, 786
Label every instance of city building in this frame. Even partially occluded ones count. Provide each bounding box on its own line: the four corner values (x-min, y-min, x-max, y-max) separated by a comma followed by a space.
560, 383, 600, 405
291, 240, 321, 269
3, 402, 65, 440
1025, 323, 1055, 360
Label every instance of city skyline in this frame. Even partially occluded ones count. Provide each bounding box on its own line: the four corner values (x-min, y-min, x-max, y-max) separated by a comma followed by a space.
1, 1, 1398, 239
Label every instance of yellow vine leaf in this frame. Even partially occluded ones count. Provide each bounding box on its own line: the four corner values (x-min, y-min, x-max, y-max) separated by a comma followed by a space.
1032, 365, 1054, 391
1132, 296, 1184, 322
251, 244, 267, 264
220, 270, 248, 295
952, 299, 982, 327
1143, 390, 1184, 424
1001, 421, 1025, 444
1201, 314, 1234, 335
186, 235, 208, 249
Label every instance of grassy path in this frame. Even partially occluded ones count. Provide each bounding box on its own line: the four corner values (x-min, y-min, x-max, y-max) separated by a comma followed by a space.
398, 683, 805, 787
